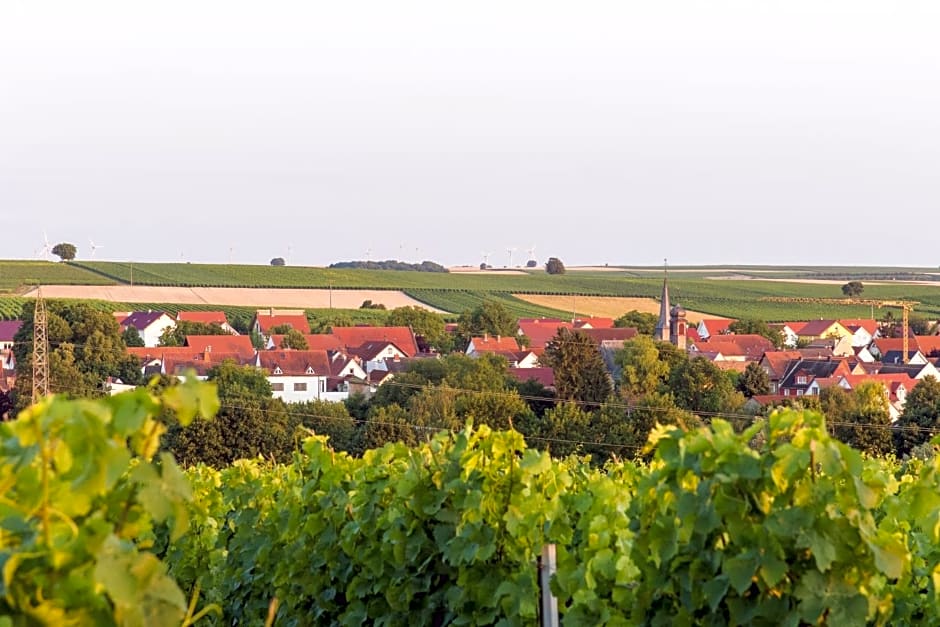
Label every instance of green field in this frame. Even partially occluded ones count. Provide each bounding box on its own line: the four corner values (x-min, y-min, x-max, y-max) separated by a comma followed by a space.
2, 260, 940, 322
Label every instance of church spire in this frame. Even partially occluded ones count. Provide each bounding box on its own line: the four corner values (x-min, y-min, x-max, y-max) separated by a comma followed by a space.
655, 258, 670, 342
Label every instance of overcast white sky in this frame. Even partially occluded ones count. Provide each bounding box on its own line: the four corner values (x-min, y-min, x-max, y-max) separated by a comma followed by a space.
2, 1, 939, 267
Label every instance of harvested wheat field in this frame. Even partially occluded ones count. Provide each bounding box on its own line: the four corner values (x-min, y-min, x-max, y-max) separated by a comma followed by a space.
22, 285, 447, 312
513, 294, 725, 323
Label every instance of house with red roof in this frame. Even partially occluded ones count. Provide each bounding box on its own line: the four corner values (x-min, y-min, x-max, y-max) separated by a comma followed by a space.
253, 309, 311, 338
255, 349, 338, 403
869, 338, 928, 365
121, 311, 176, 348
184, 335, 256, 360
466, 334, 521, 357
793, 320, 853, 343
696, 318, 735, 340
572, 317, 614, 329
126, 346, 250, 379
266, 334, 344, 351
508, 367, 555, 390
177, 311, 239, 335
690, 334, 774, 362
517, 319, 573, 349
839, 319, 880, 348
331, 326, 419, 358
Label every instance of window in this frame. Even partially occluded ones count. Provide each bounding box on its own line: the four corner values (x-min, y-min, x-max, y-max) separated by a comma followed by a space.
294, 382, 307, 392
271, 383, 284, 391
273, 367, 283, 375
796, 375, 807, 385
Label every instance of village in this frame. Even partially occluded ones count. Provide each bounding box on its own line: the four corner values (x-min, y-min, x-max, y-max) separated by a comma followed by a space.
1, 274, 935, 427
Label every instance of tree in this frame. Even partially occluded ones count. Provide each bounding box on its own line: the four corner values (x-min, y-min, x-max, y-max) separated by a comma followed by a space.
386, 306, 450, 352
536, 402, 595, 458
279, 329, 309, 350
270, 257, 286, 266
842, 281, 864, 297
455, 300, 517, 347
894, 376, 940, 456
614, 310, 658, 335
159, 320, 230, 347
617, 335, 670, 399
288, 400, 358, 453
541, 328, 612, 406
359, 405, 421, 449
668, 356, 744, 416
727, 318, 784, 349
51, 242, 77, 261
13, 301, 142, 409
359, 300, 386, 310
545, 257, 566, 275
163, 360, 294, 467
737, 361, 771, 398
122, 325, 145, 347
831, 381, 894, 456
525, 260, 537, 268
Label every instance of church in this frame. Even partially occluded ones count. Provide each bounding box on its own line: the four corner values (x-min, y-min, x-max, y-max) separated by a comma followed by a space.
653, 272, 688, 350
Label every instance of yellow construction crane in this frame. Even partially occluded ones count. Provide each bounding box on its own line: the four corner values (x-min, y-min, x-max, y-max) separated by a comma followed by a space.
758, 296, 919, 363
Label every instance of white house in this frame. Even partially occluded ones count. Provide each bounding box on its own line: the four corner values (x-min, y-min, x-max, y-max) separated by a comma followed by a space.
256, 350, 334, 403
349, 341, 410, 374
121, 311, 176, 348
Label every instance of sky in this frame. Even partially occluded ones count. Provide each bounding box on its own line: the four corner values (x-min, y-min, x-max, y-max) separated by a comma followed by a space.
2, 1, 939, 268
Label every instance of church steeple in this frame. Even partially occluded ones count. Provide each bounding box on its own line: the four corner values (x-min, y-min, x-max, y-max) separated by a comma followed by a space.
654, 259, 670, 342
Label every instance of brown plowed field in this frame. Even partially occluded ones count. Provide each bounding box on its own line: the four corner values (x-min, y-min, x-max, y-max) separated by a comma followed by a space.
22, 286, 447, 312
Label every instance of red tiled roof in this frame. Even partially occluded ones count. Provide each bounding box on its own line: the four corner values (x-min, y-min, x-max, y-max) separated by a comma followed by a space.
0, 321, 23, 342
518, 320, 574, 349
573, 317, 614, 329
914, 336, 940, 357
184, 335, 256, 359
695, 334, 774, 360
839, 319, 879, 335
873, 338, 922, 354
578, 328, 638, 344
687, 327, 701, 342
508, 367, 555, 388
796, 320, 840, 337
178, 311, 229, 325
255, 314, 311, 334
257, 350, 333, 376
268, 334, 344, 351
699, 319, 734, 336
783, 321, 809, 334
332, 326, 418, 357
761, 350, 803, 378
470, 335, 521, 352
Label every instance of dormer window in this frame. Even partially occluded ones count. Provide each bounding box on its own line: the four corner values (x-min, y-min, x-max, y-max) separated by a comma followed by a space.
273, 366, 283, 375
305, 366, 314, 374
797, 375, 808, 385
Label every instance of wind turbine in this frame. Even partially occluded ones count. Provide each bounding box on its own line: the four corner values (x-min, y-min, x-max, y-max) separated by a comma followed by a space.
89, 238, 104, 259
507, 247, 516, 268
481, 251, 491, 267
526, 245, 536, 263
35, 231, 51, 260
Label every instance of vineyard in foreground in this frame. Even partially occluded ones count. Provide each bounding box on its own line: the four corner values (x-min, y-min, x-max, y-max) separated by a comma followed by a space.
3, 385, 940, 625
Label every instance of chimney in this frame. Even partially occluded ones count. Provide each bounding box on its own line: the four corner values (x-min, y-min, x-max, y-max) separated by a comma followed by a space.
484, 332, 489, 341
497, 334, 501, 343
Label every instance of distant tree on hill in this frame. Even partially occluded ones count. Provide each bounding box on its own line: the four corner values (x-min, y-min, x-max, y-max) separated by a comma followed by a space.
51, 242, 77, 261
842, 281, 864, 297
329, 259, 448, 273
270, 257, 286, 266
545, 257, 566, 275
479, 262, 488, 270
525, 259, 537, 268
359, 300, 387, 310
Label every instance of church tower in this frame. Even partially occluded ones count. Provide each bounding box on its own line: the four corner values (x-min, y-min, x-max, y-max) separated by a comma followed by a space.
654, 272, 670, 342
670, 304, 688, 350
